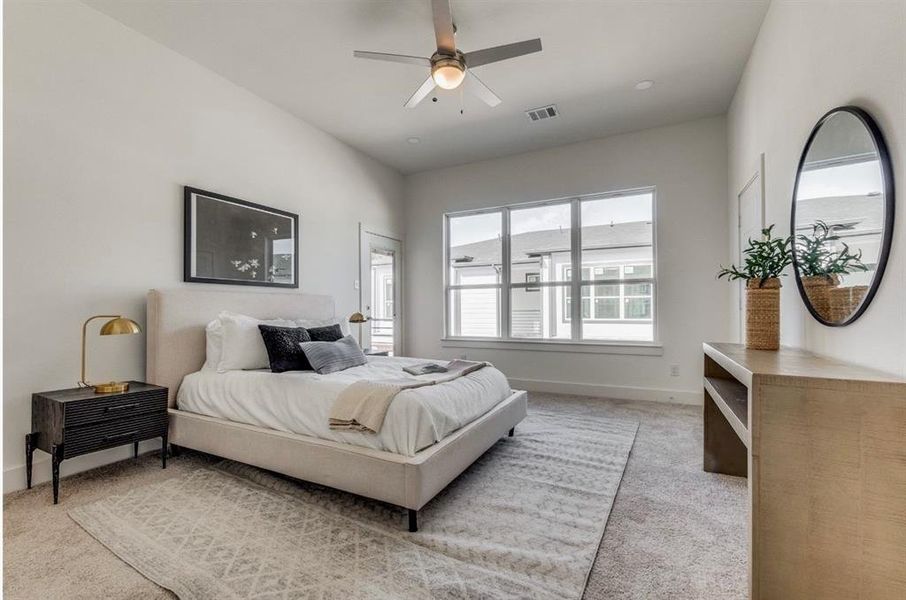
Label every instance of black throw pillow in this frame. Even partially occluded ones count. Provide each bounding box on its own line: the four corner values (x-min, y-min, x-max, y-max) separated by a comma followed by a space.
258, 325, 313, 372
306, 323, 343, 342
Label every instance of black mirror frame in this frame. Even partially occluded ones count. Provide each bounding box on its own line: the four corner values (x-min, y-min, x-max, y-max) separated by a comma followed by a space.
791, 105, 895, 327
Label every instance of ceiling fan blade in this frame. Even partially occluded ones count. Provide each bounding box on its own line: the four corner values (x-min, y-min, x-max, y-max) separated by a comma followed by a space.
464, 38, 542, 68
353, 51, 431, 67
467, 70, 501, 107
431, 0, 456, 54
404, 76, 437, 108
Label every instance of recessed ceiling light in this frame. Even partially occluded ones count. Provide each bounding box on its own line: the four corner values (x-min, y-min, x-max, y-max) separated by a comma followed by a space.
407, 137, 421, 144
635, 80, 654, 91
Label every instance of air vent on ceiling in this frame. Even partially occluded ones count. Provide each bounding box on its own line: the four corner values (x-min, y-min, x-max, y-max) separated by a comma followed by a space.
525, 104, 559, 122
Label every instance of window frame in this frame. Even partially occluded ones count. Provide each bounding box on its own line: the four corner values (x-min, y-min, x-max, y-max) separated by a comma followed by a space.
442, 187, 659, 349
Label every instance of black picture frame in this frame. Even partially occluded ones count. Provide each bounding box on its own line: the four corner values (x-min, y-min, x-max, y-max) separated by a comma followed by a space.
790, 106, 895, 327
184, 186, 299, 288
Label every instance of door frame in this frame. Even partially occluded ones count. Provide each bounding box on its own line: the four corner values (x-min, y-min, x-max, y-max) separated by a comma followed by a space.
359, 224, 403, 355
736, 153, 766, 342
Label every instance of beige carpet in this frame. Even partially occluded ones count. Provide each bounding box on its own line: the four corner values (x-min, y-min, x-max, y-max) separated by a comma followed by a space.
68, 410, 638, 599
3, 393, 747, 599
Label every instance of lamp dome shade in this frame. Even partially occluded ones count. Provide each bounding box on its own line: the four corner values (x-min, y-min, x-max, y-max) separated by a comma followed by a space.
432, 62, 465, 90
348, 312, 369, 323
99, 317, 142, 335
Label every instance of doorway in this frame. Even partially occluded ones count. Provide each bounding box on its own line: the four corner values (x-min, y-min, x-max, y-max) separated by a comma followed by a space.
359, 228, 402, 355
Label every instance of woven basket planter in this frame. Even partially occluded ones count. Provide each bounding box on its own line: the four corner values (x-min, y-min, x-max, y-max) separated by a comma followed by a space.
746, 278, 781, 350
800, 275, 838, 321
828, 285, 869, 323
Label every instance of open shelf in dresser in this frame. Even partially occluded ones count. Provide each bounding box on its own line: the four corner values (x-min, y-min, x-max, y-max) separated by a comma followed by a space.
702, 344, 751, 475
703, 376, 748, 440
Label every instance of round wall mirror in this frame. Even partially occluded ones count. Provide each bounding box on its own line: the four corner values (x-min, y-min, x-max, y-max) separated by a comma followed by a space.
791, 106, 894, 326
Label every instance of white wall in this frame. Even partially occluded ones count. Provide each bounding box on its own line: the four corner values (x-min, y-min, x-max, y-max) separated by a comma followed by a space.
727, 0, 906, 375
404, 117, 729, 402
3, 0, 404, 491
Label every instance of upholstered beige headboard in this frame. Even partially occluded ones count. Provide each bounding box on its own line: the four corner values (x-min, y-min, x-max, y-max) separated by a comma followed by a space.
146, 288, 335, 406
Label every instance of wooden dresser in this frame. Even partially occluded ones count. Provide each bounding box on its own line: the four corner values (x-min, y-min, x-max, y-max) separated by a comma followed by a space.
703, 342, 906, 600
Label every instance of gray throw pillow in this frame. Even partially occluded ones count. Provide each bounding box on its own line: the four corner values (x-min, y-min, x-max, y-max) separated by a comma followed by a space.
299, 335, 367, 374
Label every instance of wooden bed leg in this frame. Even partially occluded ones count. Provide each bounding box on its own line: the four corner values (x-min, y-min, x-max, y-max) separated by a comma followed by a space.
408, 509, 418, 533
508, 427, 515, 437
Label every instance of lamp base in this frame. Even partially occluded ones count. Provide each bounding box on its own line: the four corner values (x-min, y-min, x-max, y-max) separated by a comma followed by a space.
93, 381, 130, 394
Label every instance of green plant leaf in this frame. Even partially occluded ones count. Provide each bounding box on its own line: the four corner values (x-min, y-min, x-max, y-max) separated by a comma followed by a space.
716, 224, 792, 285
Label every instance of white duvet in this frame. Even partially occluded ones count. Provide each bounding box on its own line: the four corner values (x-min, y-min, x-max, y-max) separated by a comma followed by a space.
176, 356, 512, 456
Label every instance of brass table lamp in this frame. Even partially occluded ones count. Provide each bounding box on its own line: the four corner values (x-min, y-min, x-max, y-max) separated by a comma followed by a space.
348, 312, 369, 345
79, 315, 142, 393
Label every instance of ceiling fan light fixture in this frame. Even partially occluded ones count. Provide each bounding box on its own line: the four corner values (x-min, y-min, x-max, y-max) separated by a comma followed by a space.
432, 59, 465, 90
353, 1, 542, 108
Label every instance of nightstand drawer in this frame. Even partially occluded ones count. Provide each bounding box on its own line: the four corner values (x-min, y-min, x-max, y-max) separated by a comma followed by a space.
65, 388, 167, 427
63, 411, 167, 458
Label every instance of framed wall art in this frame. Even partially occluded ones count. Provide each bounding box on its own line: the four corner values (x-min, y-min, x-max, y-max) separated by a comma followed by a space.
184, 186, 299, 288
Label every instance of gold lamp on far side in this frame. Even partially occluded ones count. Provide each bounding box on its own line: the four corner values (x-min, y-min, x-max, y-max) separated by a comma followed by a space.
80, 315, 142, 393
348, 312, 369, 346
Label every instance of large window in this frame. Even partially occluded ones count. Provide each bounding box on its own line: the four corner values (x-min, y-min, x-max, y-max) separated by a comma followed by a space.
445, 189, 655, 343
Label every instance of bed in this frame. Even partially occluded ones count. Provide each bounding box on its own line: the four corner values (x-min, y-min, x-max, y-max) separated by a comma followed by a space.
146, 288, 527, 531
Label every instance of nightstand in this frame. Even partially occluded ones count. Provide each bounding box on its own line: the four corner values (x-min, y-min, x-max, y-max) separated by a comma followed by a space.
26, 382, 168, 504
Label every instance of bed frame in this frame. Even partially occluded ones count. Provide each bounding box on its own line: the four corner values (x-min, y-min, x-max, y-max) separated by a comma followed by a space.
146, 288, 527, 531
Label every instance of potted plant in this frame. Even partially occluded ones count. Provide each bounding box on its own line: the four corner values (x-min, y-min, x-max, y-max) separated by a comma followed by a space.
794, 220, 868, 321
718, 225, 792, 350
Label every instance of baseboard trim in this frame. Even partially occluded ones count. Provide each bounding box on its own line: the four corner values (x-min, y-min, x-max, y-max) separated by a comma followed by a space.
508, 377, 702, 405
3, 439, 163, 494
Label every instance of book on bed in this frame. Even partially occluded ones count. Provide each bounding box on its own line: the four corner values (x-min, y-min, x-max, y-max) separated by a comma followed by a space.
402, 363, 448, 376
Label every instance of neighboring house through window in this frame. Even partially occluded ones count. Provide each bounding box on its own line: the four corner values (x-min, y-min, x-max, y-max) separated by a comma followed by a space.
564, 264, 653, 322
383, 276, 394, 317
445, 189, 656, 343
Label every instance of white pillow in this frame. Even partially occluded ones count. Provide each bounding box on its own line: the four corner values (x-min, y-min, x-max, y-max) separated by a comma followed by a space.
202, 319, 223, 371
217, 311, 296, 372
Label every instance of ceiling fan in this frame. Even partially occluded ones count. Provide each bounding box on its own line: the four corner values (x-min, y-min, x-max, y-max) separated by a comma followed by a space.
353, 0, 542, 108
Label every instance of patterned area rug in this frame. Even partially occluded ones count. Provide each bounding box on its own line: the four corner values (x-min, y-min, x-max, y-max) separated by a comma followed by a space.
70, 409, 638, 599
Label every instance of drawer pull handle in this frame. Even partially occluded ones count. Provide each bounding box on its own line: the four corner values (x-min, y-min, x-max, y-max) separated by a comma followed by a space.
106, 403, 139, 412
103, 431, 138, 442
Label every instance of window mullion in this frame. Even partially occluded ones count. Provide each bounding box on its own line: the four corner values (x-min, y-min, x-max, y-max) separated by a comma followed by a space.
443, 215, 451, 337
570, 198, 581, 340
447, 283, 505, 290
620, 268, 626, 320
500, 208, 511, 340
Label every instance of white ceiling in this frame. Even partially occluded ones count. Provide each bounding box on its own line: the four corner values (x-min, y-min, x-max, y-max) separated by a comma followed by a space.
86, 0, 769, 174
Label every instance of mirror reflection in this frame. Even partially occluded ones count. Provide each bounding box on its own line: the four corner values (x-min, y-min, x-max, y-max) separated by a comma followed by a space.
792, 108, 890, 325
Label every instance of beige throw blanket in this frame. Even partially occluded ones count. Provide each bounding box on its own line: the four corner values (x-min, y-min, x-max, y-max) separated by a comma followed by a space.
328, 360, 490, 433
